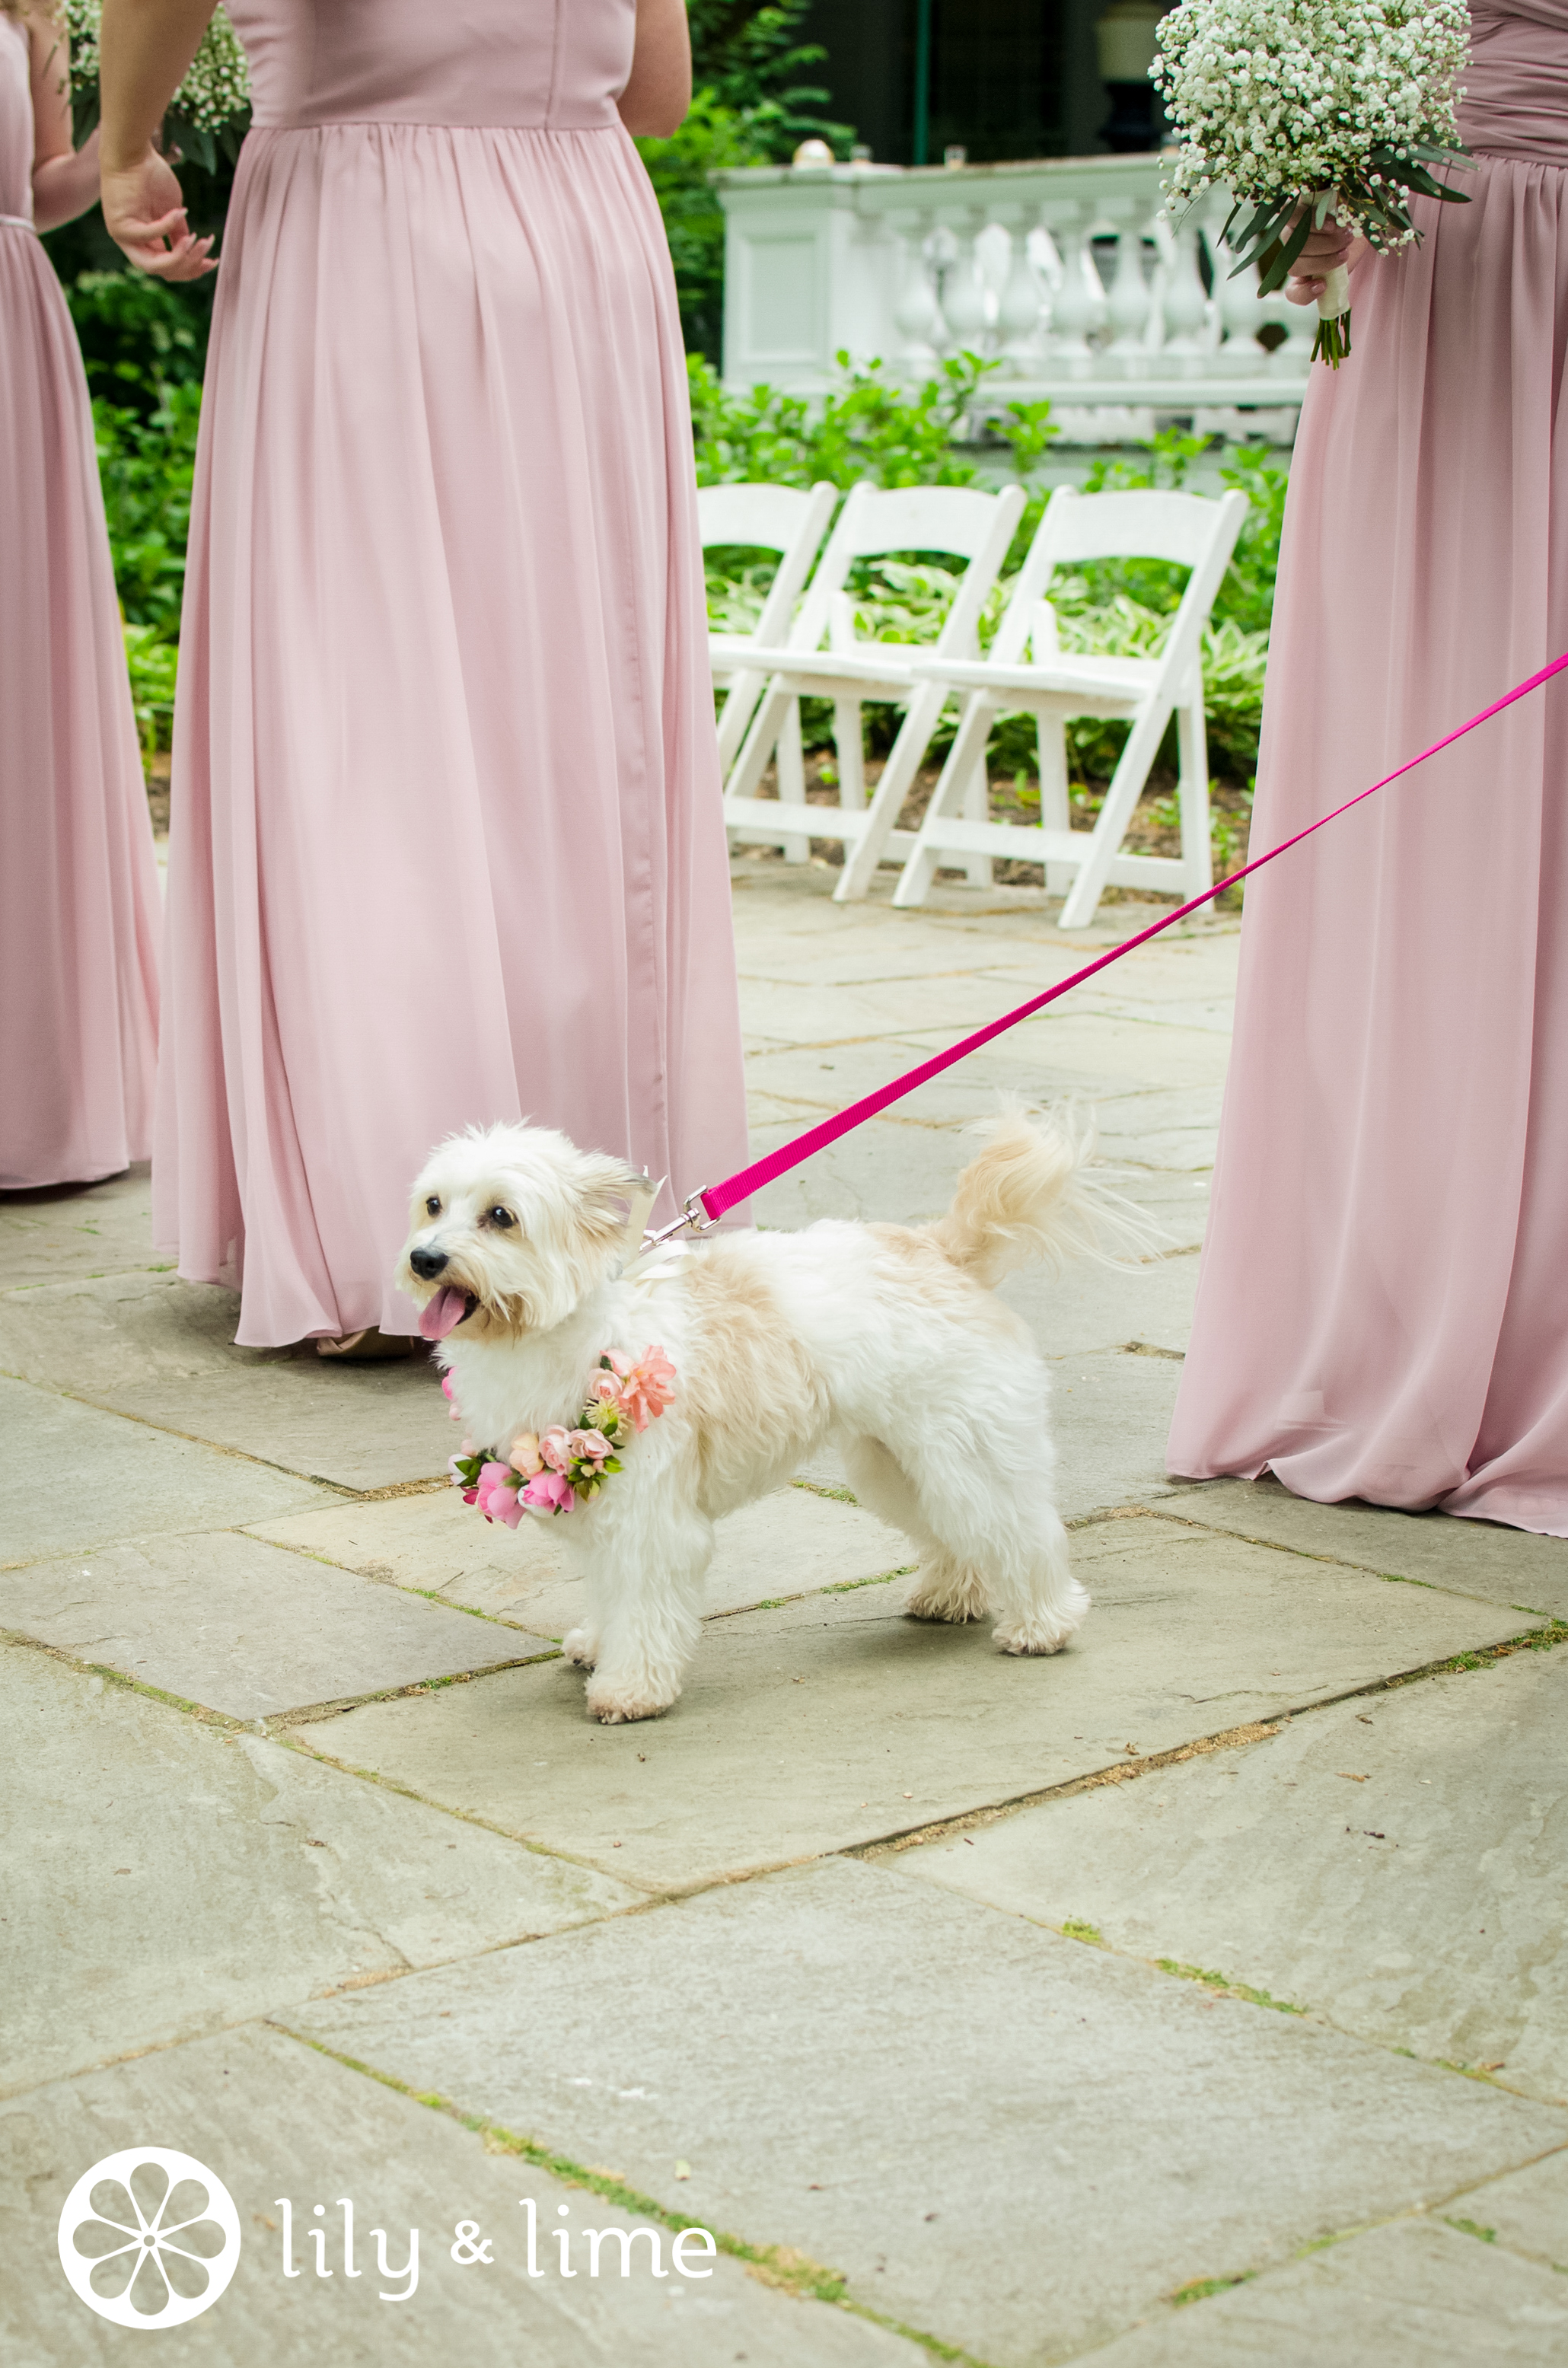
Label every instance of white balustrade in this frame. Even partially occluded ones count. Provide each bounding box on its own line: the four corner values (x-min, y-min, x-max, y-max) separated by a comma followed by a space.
714, 152, 1307, 433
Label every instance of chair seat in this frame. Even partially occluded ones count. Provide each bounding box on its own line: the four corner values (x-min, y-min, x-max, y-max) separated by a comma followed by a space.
709, 633, 766, 667
732, 643, 926, 694
910, 652, 1160, 704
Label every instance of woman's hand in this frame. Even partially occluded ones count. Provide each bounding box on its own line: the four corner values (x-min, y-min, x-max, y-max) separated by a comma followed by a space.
98, 0, 217, 272
1286, 222, 1369, 306
100, 142, 215, 278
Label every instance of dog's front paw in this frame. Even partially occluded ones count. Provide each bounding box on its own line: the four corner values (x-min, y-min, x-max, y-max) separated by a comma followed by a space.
905, 1563, 988, 1623
562, 1626, 599, 1669
584, 1672, 680, 1726
993, 1580, 1089, 1656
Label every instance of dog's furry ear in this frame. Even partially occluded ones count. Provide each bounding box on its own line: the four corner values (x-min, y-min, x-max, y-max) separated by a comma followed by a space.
573, 1153, 655, 1254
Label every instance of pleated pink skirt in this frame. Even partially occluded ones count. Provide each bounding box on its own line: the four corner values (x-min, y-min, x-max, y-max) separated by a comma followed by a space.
155, 121, 748, 1346
0, 223, 161, 1188
1169, 154, 1568, 1533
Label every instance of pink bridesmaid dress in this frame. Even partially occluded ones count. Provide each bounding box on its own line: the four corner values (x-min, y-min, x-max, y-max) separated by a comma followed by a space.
156, 0, 749, 1347
1169, 0, 1568, 1532
0, 12, 160, 1189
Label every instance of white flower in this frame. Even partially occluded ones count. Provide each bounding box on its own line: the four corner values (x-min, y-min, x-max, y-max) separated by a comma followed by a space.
1152, 0, 1468, 250
65, 0, 250, 131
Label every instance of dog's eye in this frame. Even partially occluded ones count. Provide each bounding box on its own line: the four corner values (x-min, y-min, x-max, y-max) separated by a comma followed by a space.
425, 1196, 441, 1216
487, 1206, 516, 1230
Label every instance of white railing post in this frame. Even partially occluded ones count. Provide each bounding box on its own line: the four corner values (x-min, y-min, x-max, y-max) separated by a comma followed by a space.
891, 209, 944, 366
712, 155, 1306, 428
990, 202, 1044, 374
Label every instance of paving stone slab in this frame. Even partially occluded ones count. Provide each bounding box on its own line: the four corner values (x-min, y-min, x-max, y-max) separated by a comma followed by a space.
0, 1272, 450, 1491
0, 1375, 333, 1566
1047, 1349, 1189, 1518
247, 1486, 912, 1637
0, 1162, 158, 1291
1084, 2217, 1568, 2366
738, 968, 1060, 1049
750, 1109, 1209, 1245
0, 2024, 922, 2367
1458, 2148, 1568, 2271
897, 1644, 1568, 2104
1002, 1253, 1197, 1361
1165, 1477, 1568, 1619
279, 1857, 1568, 2368
0, 1531, 549, 1722
283, 1517, 1543, 1890
0, 1646, 638, 2092
907, 1009, 1235, 1094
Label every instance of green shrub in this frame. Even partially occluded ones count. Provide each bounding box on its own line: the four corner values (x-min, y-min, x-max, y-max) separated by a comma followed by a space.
122, 621, 179, 759
690, 349, 1002, 489
91, 380, 200, 752
66, 270, 209, 413
639, 0, 853, 362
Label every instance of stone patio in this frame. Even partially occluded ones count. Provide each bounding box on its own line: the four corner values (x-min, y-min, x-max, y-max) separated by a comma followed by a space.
3, 866, 1565, 2366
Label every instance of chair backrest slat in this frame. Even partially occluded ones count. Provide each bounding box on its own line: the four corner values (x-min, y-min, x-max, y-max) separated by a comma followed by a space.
792, 482, 1025, 655
699, 481, 837, 658
990, 486, 1249, 671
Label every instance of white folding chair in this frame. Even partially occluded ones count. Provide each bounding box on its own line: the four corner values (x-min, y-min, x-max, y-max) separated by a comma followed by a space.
891, 486, 1248, 927
699, 481, 837, 865
722, 480, 1027, 900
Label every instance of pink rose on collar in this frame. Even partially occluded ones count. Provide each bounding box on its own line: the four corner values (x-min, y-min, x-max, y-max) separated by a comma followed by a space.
475, 1459, 524, 1528
521, 1469, 575, 1513
607, 1346, 676, 1432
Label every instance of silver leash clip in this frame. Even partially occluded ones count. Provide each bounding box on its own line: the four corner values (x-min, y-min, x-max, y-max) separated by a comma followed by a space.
641, 1188, 715, 1250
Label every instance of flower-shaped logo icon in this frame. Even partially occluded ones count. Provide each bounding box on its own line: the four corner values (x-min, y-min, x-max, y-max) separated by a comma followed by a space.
58, 2147, 241, 2328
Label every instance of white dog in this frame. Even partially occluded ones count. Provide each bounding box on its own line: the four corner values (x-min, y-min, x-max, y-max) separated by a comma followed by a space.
398, 1108, 1139, 1725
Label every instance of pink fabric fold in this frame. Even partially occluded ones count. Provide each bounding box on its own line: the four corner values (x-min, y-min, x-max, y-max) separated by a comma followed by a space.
156, 33, 747, 1345
0, 18, 161, 1190
1169, 97, 1568, 1532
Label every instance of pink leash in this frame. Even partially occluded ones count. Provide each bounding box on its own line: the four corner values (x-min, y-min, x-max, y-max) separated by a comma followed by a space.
659, 649, 1568, 1237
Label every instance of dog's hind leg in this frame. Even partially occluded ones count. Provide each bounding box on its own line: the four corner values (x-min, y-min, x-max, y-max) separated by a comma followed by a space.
984, 1493, 1088, 1656
578, 1496, 715, 1726
841, 1437, 989, 1624
894, 1421, 1086, 1656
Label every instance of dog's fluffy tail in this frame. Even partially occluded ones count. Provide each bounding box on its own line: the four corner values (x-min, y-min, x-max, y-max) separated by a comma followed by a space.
928, 1098, 1162, 1289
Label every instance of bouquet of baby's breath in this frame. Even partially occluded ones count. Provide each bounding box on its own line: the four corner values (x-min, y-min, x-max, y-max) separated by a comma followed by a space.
66, 0, 250, 164
1153, 0, 1472, 365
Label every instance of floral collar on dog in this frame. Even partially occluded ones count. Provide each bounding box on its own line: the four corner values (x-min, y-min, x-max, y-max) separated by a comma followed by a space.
445, 1348, 675, 1522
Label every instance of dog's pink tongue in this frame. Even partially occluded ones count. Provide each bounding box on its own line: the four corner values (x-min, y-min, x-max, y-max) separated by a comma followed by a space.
419, 1284, 469, 1342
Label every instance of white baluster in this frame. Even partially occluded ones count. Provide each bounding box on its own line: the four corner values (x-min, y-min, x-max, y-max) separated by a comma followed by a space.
1265, 282, 1316, 377
1216, 247, 1270, 376
1043, 213, 1104, 377
891, 211, 943, 365
939, 210, 991, 358
990, 204, 1043, 374
1157, 218, 1210, 372
1104, 225, 1153, 376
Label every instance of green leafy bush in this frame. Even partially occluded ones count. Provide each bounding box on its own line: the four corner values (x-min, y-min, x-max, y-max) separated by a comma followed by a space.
121, 622, 179, 759
91, 380, 201, 753
691, 349, 1002, 489
639, 0, 853, 360
66, 270, 209, 413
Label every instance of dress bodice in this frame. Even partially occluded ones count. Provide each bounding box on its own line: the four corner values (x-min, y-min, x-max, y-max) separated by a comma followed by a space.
1458, 0, 1568, 162
228, 0, 636, 131
0, 14, 33, 220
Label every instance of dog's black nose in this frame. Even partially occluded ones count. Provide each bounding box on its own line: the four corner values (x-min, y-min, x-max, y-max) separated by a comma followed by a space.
410, 1246, 448, 1280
